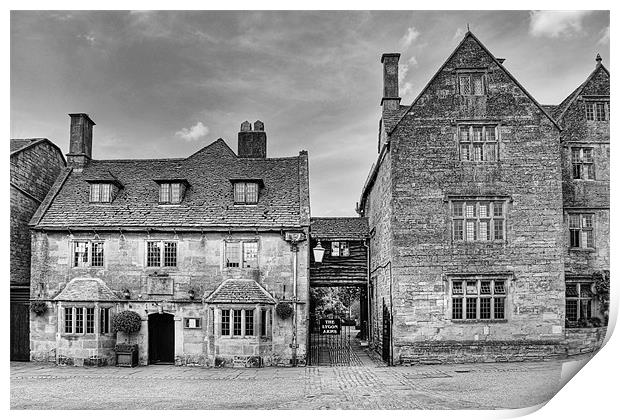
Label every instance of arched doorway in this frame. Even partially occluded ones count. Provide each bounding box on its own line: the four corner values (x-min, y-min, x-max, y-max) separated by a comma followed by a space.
148, 313, 175, 364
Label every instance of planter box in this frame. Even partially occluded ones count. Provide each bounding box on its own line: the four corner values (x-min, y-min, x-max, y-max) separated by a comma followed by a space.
115, 346, 138, 367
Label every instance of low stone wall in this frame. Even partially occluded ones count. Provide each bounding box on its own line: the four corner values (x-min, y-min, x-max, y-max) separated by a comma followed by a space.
565, 327, 608, 356
397, 340, 566, 365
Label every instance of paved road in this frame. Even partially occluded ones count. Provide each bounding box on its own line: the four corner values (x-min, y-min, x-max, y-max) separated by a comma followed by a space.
10, 357, 575, 410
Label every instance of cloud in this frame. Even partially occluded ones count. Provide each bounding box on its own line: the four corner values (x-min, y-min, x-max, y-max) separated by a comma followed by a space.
80, 32, 96, 45
529, 11, 593, 38
597, 25, 610, 45
399, 26, 420, 49
453, 27, 466, 41
175, 122, 209, 141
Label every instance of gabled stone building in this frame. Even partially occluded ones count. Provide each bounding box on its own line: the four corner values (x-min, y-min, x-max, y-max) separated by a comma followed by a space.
29, 115, 310, 367
358, 31, 607, 365
10, 138, 66, 361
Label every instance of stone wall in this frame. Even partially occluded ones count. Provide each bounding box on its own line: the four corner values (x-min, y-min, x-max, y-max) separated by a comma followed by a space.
30, 229, 308, 366
10, 140, 65, 286
565, 327, 607, 356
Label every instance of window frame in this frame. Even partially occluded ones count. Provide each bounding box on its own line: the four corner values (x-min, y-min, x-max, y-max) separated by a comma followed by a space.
72, 240, 105, 268
457, 71, 487, 96
158, 182, 184, 204
233, 181, 260, 204
62, 305, 110, 336
219, 307, 269, 338
585, 100, 609, 122
571, 147, 595, 180
450, 278, 508, 322
458, 124, 499, 162
568, 213, 595, 250
224, 240, 259, 269
146, 240, 178, 268
450, 200, 507, 243
183, 317, 203, 329
565, 282, 593, 324
89, 183, 113, 203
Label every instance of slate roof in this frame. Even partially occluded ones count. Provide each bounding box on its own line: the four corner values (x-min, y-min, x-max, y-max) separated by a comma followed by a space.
10, 138, 65, 163
310, 217, 369, 240
31, 139, 309, 230
53, 277, 120, 301
204, 279, 276, 304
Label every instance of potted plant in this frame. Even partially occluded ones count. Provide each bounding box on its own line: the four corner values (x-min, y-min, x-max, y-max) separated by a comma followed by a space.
112, 310, 142, 367
30, 301, 48, 316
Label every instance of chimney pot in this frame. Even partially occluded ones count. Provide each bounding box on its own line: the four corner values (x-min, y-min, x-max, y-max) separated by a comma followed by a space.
253, 120, 264, 131
240, 121, 252, 132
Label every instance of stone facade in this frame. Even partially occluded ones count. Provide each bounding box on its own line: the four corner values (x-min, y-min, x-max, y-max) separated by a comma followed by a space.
10, 138, 65, 361
29, 116, 310, 367
359, 31, 609, 364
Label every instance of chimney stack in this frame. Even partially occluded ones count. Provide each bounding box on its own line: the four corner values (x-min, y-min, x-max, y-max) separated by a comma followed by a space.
381, 53, 401, 112
66, 113, 95, 169
238, 120, 267, 158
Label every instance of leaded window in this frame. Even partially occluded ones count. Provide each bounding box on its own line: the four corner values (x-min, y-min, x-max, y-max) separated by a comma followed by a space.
451, 279, 506, 320
146, 241, 178, 267
566, 282, 593, 323
571, 147, 595, 180
458, 73, 485, 96
159, 182, 184, 204
452, 200, 506, 242
220, 308, 265, 338
225, 241, 259, 268
100, 308, 110, 334
569, 214, 594, 249
245, 310, 254, 336
73, 240, 104, 268
221, 309, 230, 335
234, 182, 259, 204
89, 183, 112, 203
586, 102, 608, 121
233, 310, 242, 336
459, 125, 498, 162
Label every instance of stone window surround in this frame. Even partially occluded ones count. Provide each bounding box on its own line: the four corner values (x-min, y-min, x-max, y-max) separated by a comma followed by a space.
571, 146, 596, 180
453, 119, 502, 163
565, 279, 594, 324
71, 239, 105, 268
445, 273, 513, 324
567, 211, 595, 251
447, 195, 511, 244
217, 305, 272, 339
222, 238, 260, 269
145, 240, 178, 268
583, 96, 609, 122
59, 303, 114, 336
455, 68, 488, 96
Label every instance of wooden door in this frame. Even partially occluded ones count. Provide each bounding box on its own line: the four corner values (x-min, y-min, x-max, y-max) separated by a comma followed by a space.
148, 313, 175, 364
10, 301, 30, 361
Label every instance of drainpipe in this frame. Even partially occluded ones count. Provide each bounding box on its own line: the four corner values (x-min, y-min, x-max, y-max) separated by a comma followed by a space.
291, 243, 298, 366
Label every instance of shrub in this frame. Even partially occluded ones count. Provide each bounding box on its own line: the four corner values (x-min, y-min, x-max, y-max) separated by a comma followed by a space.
30, 301, 48, 316
112, 310, 142, 334
276, 302, 293, 319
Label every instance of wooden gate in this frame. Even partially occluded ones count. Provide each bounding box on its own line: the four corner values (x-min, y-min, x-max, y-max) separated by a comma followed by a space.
307, 313, 355, 366
10, 287, 30, 361
382, 299, 391, 365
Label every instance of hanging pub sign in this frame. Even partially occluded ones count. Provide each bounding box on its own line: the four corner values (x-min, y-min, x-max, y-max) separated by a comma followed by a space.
320, 318, 341, 335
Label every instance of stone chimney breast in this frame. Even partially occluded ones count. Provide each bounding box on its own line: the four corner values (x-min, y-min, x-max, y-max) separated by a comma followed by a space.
66, 113, 95, 169
238, 120, 267, 158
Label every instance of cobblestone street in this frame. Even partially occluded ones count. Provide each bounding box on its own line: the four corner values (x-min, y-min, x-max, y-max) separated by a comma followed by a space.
10, 356, 573, 410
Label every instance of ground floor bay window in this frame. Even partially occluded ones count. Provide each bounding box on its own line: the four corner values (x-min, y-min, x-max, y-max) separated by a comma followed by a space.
219, 306, 272, 339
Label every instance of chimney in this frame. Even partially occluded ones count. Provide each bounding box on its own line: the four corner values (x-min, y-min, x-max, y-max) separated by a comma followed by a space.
381, 53, 401, 112
238, 120, 267, 158
66, 113, 95, 169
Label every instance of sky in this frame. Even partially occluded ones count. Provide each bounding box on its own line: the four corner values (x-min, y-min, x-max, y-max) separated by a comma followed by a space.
10, 10, 610, 217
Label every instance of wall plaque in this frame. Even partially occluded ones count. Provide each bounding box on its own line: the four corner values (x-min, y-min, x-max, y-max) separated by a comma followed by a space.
147, 277, 174, 295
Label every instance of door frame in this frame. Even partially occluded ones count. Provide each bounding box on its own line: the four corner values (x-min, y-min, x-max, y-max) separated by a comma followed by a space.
147, 312, 175, 364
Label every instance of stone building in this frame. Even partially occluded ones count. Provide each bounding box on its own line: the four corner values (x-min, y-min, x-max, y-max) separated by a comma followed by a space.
357, 31, 609, 365
10, 138, 65, 361
29, 114, 310, 367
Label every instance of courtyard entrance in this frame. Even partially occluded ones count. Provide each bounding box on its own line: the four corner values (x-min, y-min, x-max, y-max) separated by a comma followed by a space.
307, 286, 368, 366
148, 313, 175, 364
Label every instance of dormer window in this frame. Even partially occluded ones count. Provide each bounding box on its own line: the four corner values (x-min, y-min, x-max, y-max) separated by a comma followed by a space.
233, 181, 261, 204
155, 179, 188, 204
89, 183, 112, 203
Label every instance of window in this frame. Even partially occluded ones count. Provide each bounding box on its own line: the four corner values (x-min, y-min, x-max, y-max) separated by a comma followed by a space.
451, 279, 506, 320
569, 214, 594, 249
89, 183, 112, 203
73, 240, 105, 268
566, 282, 593, 323
234, 182, 259, 204
100, 308, 110, 334
159, 182, 184, 204
458, 73, 485, 96
586, 102, 608, 121
220, 308, 267, 338
146, 241, 177, 267
63, 307, 101, 335
452, 200, 505, 242
184, 317, 202, 329
225, 241, 259, 268
571, 147, 595, 180
459, 125, 498, 162
330, 241, 350, 257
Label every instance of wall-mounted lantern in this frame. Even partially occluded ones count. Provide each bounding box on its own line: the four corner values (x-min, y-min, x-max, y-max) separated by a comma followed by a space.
188, 289, 195, 300
123, 289, 131, 300
313, 240, 326, 264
